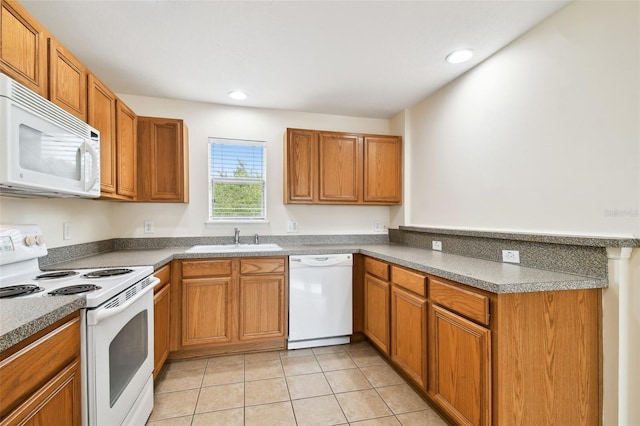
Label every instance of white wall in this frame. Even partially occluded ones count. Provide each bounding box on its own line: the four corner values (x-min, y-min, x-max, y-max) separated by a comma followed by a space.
0, 98, 393, 247
401, 0, 639, 238
0, 195, 116, 247
395, 2, 639, 425
111, 95, 393, 239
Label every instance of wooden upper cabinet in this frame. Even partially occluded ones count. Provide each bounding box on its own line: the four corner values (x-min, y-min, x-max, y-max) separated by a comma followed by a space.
364, 136, 402, 203
284, 128, 402, 205
48, 37, 87, 120
137, 117, 189, 202
318, 132, 361, 203
87, 74, 117, 195
0, 0, 48, 97
115, 100, 137, 198
284, 128, 316, 203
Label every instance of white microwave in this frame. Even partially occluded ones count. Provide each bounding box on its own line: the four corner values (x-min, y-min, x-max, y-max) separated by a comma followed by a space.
0, 73, 100, 198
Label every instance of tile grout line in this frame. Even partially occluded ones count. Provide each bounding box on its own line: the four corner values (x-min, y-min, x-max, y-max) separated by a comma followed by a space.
150, 343, 439, 425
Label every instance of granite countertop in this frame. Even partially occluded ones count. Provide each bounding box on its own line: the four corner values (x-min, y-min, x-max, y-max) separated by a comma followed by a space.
2, 242, 606, 352
0, 296, 85, 352
47, 243, 607, 293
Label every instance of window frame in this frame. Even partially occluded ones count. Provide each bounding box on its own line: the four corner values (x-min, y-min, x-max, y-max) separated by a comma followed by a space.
207, 137, 267, 223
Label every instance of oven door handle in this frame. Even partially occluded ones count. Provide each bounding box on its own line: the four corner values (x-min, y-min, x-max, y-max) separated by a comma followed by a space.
87, 277, 159, 326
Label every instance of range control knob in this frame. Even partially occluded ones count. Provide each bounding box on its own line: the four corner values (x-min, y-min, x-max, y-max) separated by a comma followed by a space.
35, 235, 46, 245
24, 235, 37, 246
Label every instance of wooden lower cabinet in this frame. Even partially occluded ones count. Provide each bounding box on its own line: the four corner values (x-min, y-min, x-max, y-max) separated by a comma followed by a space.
429, 304, 491, 426
0, 313, 81, 426
182, 277, 233, 346
493, 290, 601, 426
153, 265, 171, 379
239, 275, 286, 340
172, 257, 287, 357
363, 274, 390, 354
359, 256, 602, 426
391, 285, 427, 389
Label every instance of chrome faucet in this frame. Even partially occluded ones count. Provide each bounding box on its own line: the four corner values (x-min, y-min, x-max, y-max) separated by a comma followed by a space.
234, 227, 240, 244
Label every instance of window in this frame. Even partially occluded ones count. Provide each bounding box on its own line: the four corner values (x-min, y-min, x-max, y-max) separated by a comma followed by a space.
208, 138, 266, 221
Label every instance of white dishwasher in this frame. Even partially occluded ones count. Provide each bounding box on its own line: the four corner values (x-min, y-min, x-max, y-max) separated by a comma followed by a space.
288, 254, 353, 349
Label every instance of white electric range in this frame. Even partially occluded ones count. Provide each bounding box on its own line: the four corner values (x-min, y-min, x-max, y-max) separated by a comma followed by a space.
0, 224, 158, 426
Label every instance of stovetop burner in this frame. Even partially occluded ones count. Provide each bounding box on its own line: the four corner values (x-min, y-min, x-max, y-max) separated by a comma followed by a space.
35, 271, 79, 280
82, 268, 134, 278
49, 284, 102, 296
0, 285, 45, 298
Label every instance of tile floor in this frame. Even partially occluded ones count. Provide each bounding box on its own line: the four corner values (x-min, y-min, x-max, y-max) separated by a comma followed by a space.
146, 341, 448, 425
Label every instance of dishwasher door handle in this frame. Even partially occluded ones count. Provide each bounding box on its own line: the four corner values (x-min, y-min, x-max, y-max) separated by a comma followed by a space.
290, 254, 352, 267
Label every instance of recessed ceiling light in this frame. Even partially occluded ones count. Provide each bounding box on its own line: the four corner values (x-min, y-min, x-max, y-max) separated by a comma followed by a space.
445, 49, 474, 64
228, 91, 248, 100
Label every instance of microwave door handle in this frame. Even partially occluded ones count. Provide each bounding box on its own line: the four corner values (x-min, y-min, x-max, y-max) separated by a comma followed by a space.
83, 141, 99, 192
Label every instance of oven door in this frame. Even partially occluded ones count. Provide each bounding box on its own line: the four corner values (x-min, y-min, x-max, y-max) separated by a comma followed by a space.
85, 280, 157, 426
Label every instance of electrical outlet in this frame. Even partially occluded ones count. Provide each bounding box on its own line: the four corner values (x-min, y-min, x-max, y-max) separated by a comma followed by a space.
374, 221, 385, 233
63, 222, 71, 240
144, 221, 154, 234
287, 220, 298, 233
432, 240, 442, 251
502, 249, 520, 263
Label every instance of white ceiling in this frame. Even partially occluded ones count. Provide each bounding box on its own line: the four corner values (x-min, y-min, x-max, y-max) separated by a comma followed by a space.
22, 0, 569, 119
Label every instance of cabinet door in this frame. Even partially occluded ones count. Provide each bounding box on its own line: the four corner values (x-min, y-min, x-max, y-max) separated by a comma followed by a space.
138, 117, 189, 202
429, 304, 491, 426
285, 128, 316, 203
153, 283, 170, 379
363, 136, 402, 204
88, 74, 117, 195
48, 38, 86, 120
318, 132, 361, 203
0, 0, 48, 97
182, 277, 233, 346
391, 286, 427, 388
364, 274, 390, 354
2, 360, 81, 426
239, 275, 286, 340
116, 100, 137, 198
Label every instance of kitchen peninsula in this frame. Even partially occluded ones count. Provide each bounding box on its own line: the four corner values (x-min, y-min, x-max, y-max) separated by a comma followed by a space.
2, 226, 620, 426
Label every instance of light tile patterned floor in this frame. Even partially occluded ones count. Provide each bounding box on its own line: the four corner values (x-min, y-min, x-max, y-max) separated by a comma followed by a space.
146, 341, 448, 426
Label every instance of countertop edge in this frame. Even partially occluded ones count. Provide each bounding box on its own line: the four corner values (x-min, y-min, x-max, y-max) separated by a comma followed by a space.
3, 242, 608, 352
47, 244, 607, 294
0, 296, 86, 352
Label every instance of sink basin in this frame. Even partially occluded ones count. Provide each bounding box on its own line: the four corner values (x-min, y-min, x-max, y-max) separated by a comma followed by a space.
186, 243, 283, 253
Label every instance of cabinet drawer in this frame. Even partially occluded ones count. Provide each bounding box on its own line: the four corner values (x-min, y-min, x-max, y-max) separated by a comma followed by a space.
0, 313, 80, 418
155, 264, 171, 289
365, 257, 389, 280
240, 258, 285, 275
430, 278, 489, 326
391, 266, 426, 297
182, 259, 232, 278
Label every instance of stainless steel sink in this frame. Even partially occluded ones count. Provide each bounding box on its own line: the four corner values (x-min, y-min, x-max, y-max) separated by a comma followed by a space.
185, 243, 283, 253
